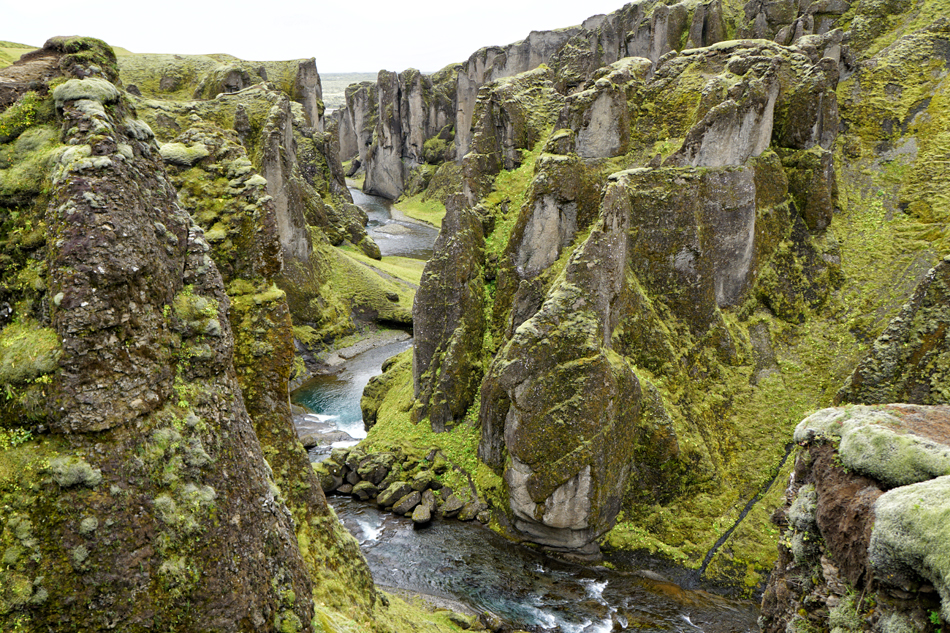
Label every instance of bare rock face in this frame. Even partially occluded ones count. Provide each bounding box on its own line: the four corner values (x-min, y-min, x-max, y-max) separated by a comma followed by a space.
362, 68, 456, 199
335, 81, 378, 165
259, 97, 315, 263
760, 405, 950, 632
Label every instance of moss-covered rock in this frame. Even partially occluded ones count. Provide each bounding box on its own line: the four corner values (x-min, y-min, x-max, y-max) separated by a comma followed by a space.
837, 257, 950, 406
762, 404, 950, 632
412, 195, 486, 432
0, 39, 320, 630
870, 475, 950, 620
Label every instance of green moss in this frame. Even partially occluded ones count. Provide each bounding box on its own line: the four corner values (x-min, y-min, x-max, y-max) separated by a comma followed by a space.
49, 456, 101, 488
326, 247, 414, 325
796, 406, 950, 487
357, 349, 501, 507
0, 320, 60, 390
869, 476, 950, 620
160, 142, 210, 167
0, 92, 53, 142
336, 248, 426, 287
51, 77, 121, 110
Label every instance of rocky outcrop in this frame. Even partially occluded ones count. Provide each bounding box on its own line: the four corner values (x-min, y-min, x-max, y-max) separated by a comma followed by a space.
159, 121, 377, 616
837, 257, 950, 406
125, 64, 394, 342
411, 195, 485, 431
359, 67, 456, 199
479, 178, 640, 556
335, 80, 377, 166
760, 405, 950, 632
453, 27, 582, 159
449, 37, 844, 554
120, 54, 327, 131
0, 38, 324, 630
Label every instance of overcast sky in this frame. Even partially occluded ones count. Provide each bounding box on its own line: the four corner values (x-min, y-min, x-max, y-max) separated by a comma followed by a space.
5, 1, 629, 73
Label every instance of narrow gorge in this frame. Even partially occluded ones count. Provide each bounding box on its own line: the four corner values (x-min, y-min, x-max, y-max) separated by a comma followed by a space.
1, 0, 950, 630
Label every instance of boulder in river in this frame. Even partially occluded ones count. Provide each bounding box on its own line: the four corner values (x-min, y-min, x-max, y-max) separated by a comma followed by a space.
440, 494, 466, 518
411, 469, 437, 491
352, 480, 379, 501
412, 503, 432, 525
357, 452, 396, 485
377, 481, 413, 508
393, 491, 422, 516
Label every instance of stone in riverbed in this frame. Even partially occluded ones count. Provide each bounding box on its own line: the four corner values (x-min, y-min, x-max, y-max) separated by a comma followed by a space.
329, 447, 350, 465
345, 470, 361, 485
345, 447, 366, 471
352, 480, 378, 501
458, 502, 480, 522
421, 489, 437, 512
358, 453, 396, 485
377, 481, 413, 508
299, 430, 356, 448
411, 469, 436, 491
440, 494, 465, 518
412, 503, 432, 525
312, 462, 343, 492
393, 491, 422, 515
337, 483, 354, 494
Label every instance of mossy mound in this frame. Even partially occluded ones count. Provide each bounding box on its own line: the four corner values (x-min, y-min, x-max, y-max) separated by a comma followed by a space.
764, 404, 950, 631
796, 405, 950, 488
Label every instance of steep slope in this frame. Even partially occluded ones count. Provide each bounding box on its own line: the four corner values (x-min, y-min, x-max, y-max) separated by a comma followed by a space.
0, 36, 468, 633
357, 0, 950, 602
0, 37, 322, 630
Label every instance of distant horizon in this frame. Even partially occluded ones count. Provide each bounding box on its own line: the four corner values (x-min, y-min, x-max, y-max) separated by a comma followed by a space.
3, 0, 628, 74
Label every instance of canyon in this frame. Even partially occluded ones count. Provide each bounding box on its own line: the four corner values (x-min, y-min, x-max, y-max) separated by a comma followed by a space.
1, 0, 950, 630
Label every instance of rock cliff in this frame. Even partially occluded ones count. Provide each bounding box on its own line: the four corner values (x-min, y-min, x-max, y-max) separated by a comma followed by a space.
0, 36, 451, 633
358, 0, 950, 611
0, 37, 330, 630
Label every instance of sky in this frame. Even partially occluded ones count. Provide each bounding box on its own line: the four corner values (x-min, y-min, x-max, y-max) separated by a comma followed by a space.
5, 0, 631, 73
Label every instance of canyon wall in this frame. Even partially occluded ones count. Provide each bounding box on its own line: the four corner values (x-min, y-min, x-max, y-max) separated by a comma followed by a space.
359, 0, 950, 616
0, 36, 429, 632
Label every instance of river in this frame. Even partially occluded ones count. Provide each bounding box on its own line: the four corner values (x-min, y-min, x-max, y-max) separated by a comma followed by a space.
291, 188, 762, 631
350, 186, 439, 261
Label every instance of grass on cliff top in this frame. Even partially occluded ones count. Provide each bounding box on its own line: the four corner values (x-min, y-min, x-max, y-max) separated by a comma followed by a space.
338, 246, 426, 287
393, 192, 446, 228
0, 43, 35, 69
